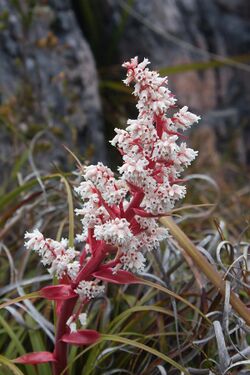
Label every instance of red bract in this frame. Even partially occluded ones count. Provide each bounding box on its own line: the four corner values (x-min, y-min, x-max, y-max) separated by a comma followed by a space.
40, 285, 77, 300
93, 268, 140, 285
62, 329, 100, 346
14, 352, 56, 364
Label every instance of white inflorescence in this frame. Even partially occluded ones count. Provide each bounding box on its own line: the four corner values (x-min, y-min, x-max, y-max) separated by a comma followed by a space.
75, 57, 199, 273
114, 57, 200, 215
120, 250, 146, 273
94, 218, 132, 246
24, 229, 80, 280
25, 56, 200, 290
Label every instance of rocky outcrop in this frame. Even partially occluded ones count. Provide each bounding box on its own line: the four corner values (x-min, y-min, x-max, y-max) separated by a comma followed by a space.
106, 0, 250, 163
0, 0, 106, 176
1, 0, 249, 169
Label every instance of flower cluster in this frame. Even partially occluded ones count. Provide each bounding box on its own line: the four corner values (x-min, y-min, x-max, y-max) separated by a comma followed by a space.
20, 57, 200, 372
113, 57, 200, 215
24, 229, 80, 280
94, 218, 132, 246
74, 57, 199, 274
75, 280, 105, 300
24, 56, 199, 298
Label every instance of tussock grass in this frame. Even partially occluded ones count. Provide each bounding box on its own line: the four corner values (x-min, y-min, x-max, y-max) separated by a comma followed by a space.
0, 149, 249, 374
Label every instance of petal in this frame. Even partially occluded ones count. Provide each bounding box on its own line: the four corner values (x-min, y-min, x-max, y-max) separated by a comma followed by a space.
13, 352, 56, 364
93, 268, 139, 284
62, 329, 100, 345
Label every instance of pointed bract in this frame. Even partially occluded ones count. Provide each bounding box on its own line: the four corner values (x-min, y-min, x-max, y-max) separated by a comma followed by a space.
93, 268, 140, 284
40, 285, 77, 300
61, 329, 100, 345
13, 352, 56, 364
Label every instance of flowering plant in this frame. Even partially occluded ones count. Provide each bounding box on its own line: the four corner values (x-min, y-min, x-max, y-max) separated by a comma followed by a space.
14, 57, 200, 374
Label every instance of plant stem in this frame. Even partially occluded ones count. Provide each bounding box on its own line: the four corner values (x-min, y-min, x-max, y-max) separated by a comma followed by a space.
125, 191, 145, 221
53, 297, 78, 375
75, 245, 107, 285
160, 217, 250, 326
53, 248, 108, 375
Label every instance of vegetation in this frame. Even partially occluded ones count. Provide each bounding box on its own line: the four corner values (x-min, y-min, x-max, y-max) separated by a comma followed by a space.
0, 1, 250, 374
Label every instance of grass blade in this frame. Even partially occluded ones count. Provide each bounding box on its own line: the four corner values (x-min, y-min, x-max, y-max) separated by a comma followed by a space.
0, 292, 40, 310
0, 355, 24, 375
100, 334, 190, 374
60, 176, 74, 248
108, 305, 182, 333
0, 316, 36, 375
160, 217, 250, 326
137, 279, 211, 324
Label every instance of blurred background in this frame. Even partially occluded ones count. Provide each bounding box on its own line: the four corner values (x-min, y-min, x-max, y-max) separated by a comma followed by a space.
0, 0, 250, 235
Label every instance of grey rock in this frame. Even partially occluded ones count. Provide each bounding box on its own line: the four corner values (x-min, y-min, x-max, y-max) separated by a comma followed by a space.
0, 0, 106, 178
106, 0, 250, 163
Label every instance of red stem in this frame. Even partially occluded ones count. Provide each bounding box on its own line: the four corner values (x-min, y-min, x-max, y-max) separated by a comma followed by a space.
52, 179, 145, 374
125, 191, 145, 221
75, 243, 107, 285
52, 245, 108, 375
52, 297, 77, 375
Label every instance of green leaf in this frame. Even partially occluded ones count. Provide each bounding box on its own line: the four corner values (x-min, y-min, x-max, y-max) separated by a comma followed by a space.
62, 331, 191, 374
100, 334, 190, 374
26, 315, 51, 375
0, 172, 74, 246
138, 278, 211, 325
99, 80, 132, 94
0, 355, 24, 375
0, 292, 40, 310
108, 305, 179, 333
0, 316, 36, 375
159, 54, 250, 75
60, 176, 74, 248
0, 173, 69, 211
60, 343, 99, 375
11, 149, 29, 180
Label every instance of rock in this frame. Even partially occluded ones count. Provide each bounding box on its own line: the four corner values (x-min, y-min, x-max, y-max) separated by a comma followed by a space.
105, 0, 250, 163
0, 0, 106, 178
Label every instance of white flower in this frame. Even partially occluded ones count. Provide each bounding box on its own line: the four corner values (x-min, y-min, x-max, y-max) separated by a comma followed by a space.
94, 218, 132, 246
120, 250, 146, 273
24, 229, 80, 280
172, 106, 200, 130
118, 155, 149, 182
24, 229, 44, 252
66, 315, 77, 333
79, 313, 87, 327
168, 184, 186, 200
151, 136, 179, 160
176, 143, 198, 167
84, 163, 114, 188
76, 232, 88, 243
137, 226, 169, 252
75, 280, 105, 300
67, 261, 80, 281
74, 180, 96, 200
48, 248, 79, 279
